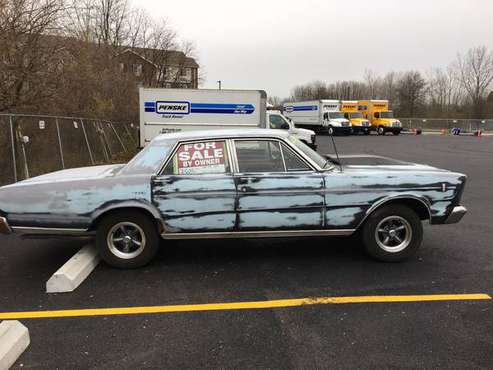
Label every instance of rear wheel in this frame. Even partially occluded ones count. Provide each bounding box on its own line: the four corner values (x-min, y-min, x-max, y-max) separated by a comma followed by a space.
361, 204, 423, 262
96, 211, 160, 268
392, 130, 400, 136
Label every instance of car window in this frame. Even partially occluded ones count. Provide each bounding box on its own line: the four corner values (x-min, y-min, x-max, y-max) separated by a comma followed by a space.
122, 139, 174, 175
281, 144, 311, 171
269, 114, 287, 129
162, 140, 230, 175
235, 140, 285, 173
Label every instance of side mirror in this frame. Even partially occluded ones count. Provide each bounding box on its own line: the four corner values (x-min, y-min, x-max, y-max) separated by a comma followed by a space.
281, 123, 290, 130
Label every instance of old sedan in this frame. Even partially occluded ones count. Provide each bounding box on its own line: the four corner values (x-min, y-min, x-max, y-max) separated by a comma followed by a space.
0, 129, 467, 268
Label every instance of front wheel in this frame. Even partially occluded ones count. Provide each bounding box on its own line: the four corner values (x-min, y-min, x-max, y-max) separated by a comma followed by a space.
377, 126, 385, 135
327, 126, 334, 135
392, 130, 401, 136
96, 211, 160, 268
361, 204, 423, 262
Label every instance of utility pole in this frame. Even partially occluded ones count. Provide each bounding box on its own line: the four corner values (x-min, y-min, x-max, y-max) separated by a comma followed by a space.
217, 80, 222, 90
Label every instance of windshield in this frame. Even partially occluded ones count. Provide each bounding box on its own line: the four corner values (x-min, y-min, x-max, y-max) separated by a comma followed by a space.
121, 139, 175, 175
328, 112, 344, 119
379, 111, 394, 118
288, 135, 332, 170
349, 112, 363, 119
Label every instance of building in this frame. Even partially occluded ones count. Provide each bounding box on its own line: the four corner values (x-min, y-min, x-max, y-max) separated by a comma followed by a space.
115, 48, 199, 89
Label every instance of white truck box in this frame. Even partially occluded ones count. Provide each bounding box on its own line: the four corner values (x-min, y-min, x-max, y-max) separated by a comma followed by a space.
140, 88, 267, 147
283, 100, 351, 135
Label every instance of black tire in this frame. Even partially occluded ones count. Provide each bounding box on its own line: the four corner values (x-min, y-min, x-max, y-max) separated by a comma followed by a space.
392, 130, 400, 136
328, 126, 334, 135
377, 126, 385, 135
96, 210, 160, 269
364, 130, 370, 135
361, 204, 423, 262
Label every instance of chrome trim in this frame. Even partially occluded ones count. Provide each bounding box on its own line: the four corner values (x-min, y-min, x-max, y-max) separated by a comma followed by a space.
0, 217, 12, 235
444, 205, 467, 224
11, 226, 92, 236
161, 229, 355, 240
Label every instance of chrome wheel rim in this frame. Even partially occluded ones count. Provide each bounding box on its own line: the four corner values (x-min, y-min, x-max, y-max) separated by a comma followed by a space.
107, 222, 146, 259
375, 216, 412, 253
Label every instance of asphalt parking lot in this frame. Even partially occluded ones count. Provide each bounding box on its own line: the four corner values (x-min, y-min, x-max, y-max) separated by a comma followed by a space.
1, 134, 492, 369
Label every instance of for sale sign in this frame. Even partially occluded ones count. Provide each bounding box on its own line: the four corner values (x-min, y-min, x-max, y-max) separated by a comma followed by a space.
175, 141, 227, 175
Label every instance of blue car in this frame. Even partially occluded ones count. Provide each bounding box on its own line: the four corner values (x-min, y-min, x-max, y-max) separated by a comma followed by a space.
0, 129, 467, 268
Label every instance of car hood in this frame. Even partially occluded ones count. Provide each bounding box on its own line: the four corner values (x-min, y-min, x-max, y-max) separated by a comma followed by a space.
327, 154, 450, 173
2, 164, 125, 188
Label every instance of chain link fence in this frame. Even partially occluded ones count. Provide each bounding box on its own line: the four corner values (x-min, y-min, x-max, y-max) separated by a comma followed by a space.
399, 118, 493, 133
0, 113, 140, 186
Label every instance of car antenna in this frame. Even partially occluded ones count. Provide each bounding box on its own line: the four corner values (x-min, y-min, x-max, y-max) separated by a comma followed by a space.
329, 131, 343, 171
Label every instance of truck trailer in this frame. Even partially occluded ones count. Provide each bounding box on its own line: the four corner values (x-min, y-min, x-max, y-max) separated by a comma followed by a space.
357, 100, 402, 135
139, 88, 316, 148
282, 100, 351, 135
340, 100, 371, 134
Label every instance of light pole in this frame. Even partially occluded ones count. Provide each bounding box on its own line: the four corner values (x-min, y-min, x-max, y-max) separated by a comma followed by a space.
217, 80, 222, 90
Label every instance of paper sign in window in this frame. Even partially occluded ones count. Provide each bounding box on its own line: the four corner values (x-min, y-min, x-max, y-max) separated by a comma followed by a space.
176, 141, 227, 175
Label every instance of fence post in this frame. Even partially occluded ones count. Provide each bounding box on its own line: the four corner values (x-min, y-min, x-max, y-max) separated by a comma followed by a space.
55, 117, 65, 169
80, 118, 95, 165
8, 115, 18, 183
109, 122, 128, 153
99, 120, 113, 158
123, 123, 137, 147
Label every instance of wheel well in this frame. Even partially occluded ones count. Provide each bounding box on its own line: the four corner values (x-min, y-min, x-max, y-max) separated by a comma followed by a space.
89, 207, 162, 233
369, 198, 431, 221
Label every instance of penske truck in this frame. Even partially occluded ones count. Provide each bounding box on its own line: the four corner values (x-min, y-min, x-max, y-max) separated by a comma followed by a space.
282, 100, 351, 135
357, 100, 402, 135
140, 88, 316, 149
340, 100, 371, 134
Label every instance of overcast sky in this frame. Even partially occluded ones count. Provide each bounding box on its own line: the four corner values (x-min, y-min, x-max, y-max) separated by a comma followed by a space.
137, 0, 493, 98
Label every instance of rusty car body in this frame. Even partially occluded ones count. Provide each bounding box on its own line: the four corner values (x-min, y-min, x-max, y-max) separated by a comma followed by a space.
0, 129, 467, 268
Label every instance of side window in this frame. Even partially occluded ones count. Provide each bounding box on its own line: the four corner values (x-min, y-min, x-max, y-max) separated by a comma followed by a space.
281, 144, 311, 171
269, 115, 287, 129
235, 140, 285, 173
162, 140, 230, 175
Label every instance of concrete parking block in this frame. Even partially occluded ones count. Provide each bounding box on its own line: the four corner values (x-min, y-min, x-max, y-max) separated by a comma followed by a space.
46, 245, 100, 293
0, 321, 30, 370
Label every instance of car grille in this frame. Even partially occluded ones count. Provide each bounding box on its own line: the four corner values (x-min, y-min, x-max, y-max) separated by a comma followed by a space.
341, 122, 349, 127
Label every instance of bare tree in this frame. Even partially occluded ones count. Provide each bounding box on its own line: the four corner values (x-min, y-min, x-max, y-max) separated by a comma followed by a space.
0, 0, 66, 112
455, 46, 493, 118
396, 71, 427, 116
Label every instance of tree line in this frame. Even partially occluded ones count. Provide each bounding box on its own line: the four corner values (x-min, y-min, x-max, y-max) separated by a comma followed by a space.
0, 0, 200, 123
270, 46, 493, 119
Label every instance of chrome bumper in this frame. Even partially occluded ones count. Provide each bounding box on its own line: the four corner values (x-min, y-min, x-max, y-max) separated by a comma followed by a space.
444, 205, 467, 224
0, 217, 12, 234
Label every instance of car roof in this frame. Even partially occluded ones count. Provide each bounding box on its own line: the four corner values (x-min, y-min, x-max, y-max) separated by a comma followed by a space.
152, 128, 290, 143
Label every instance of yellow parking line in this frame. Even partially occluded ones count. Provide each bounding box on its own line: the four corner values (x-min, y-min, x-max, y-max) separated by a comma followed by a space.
0, 293, 490, 320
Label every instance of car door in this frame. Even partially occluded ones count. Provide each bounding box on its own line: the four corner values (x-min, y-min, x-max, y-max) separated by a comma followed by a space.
233, 138, 325, 231
151, 139, 237, 233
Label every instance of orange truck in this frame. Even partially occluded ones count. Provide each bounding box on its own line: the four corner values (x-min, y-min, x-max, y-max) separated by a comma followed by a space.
340, 100, 371, 135
357, 100, 402, 135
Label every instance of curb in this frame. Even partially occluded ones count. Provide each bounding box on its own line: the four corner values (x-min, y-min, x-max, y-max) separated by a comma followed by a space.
46, 245, 100, 293
0, 321, 30, 370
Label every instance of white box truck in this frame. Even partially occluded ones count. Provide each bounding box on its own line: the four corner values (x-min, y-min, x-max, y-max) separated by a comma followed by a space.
283, 100, 351, 135
139, 88, 316, 149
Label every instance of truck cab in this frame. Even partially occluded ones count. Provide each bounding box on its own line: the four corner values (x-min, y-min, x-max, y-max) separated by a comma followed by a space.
340, 100, 371, 135
358, 100, 402, 135
267, 110, 317, 149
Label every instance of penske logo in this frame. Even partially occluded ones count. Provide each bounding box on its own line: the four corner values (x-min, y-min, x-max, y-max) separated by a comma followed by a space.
156, 101, 190, 115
